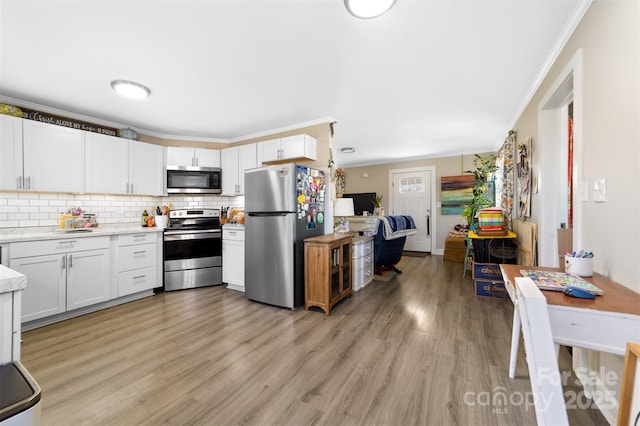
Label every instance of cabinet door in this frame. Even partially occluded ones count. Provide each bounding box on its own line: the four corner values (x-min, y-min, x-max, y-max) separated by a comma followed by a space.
222, 239, 244, 291
0, 115, 23, 191
258, 139, 282, 163
282, 134, 316, 161
195, 148, 220, 167
22, 120, 84, 192
66, 249, 110, 310
341, 243, 351, 292
129, 140, 163, 195
85, 132, 129, 194
0, 292, 12, 363
11, 254, 66, 322
166, 147, 195, 166
221, 147, 239, 195
237, 144, 257, 195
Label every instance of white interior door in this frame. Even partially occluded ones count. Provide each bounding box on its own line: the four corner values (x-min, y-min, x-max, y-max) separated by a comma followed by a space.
389, 167, 435, 252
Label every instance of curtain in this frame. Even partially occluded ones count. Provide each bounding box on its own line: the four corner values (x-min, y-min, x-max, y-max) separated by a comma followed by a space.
495, 130, 516, 229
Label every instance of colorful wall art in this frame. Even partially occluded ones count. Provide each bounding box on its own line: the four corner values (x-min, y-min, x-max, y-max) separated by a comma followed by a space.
441, 175, 475, 215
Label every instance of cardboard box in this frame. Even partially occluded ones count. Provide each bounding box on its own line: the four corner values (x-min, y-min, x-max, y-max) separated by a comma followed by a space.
474, 279, 508, 298
472, 262, 503, 281
557, 228, 573, 256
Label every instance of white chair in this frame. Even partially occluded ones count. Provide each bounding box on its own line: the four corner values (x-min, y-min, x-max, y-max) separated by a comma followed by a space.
516, 277, 569, 426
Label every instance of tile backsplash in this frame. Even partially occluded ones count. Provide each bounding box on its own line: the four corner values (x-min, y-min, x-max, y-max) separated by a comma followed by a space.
0, 192, 244, 228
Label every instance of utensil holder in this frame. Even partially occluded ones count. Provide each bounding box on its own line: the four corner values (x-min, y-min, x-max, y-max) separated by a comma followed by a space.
565, 255, 593, 277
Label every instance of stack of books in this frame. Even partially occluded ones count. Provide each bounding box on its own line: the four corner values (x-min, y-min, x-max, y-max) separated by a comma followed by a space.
520, 270, 603, 295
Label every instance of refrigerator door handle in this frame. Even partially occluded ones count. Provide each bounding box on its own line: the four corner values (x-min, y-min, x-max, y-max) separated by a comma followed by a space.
247, 212, 290, 217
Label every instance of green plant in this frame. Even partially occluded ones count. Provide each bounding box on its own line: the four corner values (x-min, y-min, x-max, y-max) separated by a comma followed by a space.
373, 194, 383, 208
462, 154, 498, 227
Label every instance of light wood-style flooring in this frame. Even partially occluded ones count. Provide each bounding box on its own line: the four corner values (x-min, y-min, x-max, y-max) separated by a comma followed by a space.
21, 255, 607, 425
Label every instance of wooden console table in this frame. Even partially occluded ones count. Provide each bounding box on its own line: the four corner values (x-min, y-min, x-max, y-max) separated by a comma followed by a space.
500, 264, 640, 379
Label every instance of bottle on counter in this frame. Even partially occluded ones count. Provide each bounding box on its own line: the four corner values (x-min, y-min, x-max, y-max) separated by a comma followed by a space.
142, 209, 149, 227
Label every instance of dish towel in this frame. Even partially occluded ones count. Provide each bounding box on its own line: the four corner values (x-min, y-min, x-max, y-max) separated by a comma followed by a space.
380, 215, 417, 240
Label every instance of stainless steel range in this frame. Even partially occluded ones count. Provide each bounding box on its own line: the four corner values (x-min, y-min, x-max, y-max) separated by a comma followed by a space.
163, 209, 222, 291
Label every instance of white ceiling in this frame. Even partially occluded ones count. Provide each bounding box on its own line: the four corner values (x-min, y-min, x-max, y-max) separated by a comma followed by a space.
0, 0, 587, 167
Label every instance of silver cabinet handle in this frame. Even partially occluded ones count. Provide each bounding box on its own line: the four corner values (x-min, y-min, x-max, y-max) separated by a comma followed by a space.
62, 255, 66, 271
130, 183, 133, 193
133, 275, 146, 280
26, 176, 31, 190
133, 250, 147, 255
17, 176, 22, 190
69, 254, 73, 268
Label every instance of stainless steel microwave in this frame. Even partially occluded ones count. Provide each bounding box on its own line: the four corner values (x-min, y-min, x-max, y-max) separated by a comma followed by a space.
166, 166, 222, 194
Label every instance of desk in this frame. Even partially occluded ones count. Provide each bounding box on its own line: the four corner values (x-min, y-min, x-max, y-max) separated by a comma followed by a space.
465, 230, 517, 273
500, 264, 640, 379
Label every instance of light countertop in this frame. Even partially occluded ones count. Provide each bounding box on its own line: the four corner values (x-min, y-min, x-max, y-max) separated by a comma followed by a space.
0, 264, 27, 294
223, 223, 244, 229
0, 224, 164, 244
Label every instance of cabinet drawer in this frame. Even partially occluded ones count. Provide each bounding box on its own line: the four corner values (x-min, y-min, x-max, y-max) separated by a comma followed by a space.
117, 266, 158, 297
10, 236, 109, 258
352, 240, 372, 258
118, 232, 158, 246
223, 228, 245, 241
118, 243, 157, 272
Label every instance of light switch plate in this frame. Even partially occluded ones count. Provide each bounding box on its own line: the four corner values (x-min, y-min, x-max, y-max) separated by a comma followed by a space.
593, 178, 606, 202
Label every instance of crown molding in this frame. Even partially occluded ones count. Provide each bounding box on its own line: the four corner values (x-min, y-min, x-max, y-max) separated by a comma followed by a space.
0, 95, 335, 144
506, 0, 593, 139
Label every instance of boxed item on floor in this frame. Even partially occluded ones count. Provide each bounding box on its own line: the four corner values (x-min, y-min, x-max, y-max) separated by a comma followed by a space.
474, 279, 508, 298
472, 262, 503, 281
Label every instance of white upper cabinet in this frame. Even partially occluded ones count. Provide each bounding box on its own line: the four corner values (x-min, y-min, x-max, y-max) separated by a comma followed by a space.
167, 147, 220, 168
257, 134, 316, 164
0, 114, 23, 191
221, 144, 257, 196
129, 140, 164, 195
22, 120, 84, 193
86, 132, 163, 196
85, 132, 129, 194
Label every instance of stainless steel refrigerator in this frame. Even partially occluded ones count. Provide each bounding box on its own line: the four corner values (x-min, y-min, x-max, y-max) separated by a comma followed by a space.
244, 163, 325, 309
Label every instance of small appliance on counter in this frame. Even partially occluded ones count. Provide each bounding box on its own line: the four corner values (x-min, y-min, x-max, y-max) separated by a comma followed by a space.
244, 164, 325, 309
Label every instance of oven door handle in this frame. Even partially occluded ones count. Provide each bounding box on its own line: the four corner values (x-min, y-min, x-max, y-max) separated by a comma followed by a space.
164, 229, 222, 241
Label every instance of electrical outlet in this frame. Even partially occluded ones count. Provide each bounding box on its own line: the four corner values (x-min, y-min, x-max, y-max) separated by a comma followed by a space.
593, 179, 607, 202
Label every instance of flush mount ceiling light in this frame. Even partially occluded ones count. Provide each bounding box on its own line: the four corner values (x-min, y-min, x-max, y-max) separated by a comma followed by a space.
341, 147, 356, 154
344, 0, 396, 19
110, 80, 150, 99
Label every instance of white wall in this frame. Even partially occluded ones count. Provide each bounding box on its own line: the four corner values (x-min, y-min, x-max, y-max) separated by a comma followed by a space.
513, 2, 639, 423
515, 0, 639, 292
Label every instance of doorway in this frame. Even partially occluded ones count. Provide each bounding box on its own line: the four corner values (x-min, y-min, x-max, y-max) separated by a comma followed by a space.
388, 166, 436, 253
538, 49, 583, 266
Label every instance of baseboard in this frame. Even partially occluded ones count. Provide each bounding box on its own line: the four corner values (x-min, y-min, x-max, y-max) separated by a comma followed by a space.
22, 290, 156, 331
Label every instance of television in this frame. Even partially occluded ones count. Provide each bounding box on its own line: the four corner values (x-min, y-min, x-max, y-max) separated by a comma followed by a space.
342, 192, 376, 216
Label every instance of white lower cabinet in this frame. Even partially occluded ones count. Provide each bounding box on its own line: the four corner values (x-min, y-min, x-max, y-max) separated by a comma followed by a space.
9, 237, 110, 322
115, 233, 160, 297
352, 236, 374, 291
222, 226, 245, 292
0, 289, 21, 363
